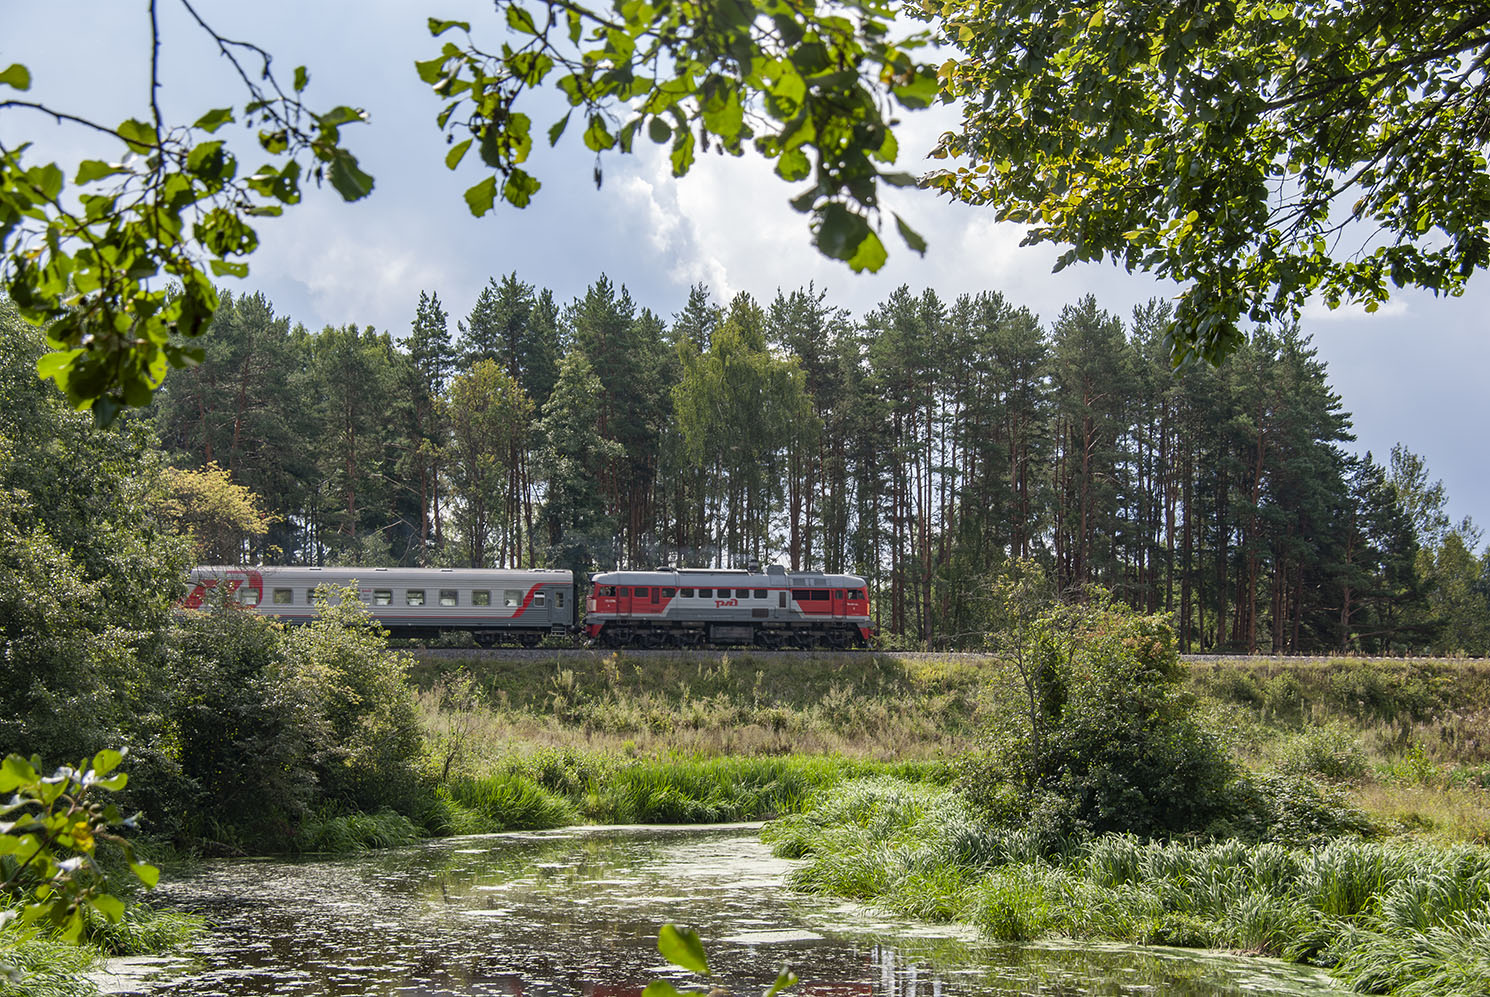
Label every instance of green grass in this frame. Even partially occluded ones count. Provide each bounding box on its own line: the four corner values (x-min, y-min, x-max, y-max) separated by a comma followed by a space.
1, 900, 203, 997
412, 651, 988, 761
765, 777, 1490, 997
292, 810, 425, 852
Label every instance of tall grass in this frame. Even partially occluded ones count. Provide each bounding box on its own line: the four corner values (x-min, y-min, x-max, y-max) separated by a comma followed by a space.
293, 810, 424, 852
766, 777, 1490, 996
1, 900, 203, 997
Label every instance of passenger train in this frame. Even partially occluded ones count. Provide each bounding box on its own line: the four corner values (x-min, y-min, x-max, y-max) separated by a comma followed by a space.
185, 563, 874, 648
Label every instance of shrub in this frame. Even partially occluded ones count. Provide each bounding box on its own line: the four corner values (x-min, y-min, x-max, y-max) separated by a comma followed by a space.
1278, 724, 1370, 783
964, 593, 1238, 839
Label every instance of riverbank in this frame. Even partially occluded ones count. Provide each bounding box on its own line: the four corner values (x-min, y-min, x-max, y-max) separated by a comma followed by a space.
764, 777, 1490, 997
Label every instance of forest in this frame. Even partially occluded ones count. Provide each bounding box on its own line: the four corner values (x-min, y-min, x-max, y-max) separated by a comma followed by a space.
144, 275, 1489, 656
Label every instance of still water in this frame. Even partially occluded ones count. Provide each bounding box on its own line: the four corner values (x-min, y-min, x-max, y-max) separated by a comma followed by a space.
107, 825, 1349, 997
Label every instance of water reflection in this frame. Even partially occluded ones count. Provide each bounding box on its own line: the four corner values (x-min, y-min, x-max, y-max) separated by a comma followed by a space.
115, 825, 1347, 997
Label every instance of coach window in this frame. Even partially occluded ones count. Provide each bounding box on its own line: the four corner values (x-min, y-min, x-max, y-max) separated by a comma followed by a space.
238, 587, 260, 606
556, 591, 565, 607
699, 588, 712, 598
373, 589, 393, 606
272, 588, 293, 605
472, 590, 492, 606
407, 590, 426, 606
534, 592, 546, 607
753, 589, 766, 599
439, 589, 458, 607
504, 589, 523, 608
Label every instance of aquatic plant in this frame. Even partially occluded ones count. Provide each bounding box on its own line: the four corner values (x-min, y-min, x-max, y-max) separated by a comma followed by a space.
767, 777, 1490, 997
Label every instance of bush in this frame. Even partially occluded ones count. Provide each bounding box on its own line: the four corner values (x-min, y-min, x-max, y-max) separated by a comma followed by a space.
1278, 724, 1370, 783
963, 594, 1238, 839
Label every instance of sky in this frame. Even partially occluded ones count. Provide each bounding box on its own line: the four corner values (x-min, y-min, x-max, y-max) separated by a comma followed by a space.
5, 1, 1488, 538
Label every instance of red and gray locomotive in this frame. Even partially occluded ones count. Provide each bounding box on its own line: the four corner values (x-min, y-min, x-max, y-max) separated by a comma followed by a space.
585, 565, 874, 648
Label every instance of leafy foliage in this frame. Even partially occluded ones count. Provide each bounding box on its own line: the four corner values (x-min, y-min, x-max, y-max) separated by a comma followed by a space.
417, 0, 934, 271
0, 8, 372, 420
964, 593, 1237, 838
0, 751, 158, 945
929, 0, 1490, 364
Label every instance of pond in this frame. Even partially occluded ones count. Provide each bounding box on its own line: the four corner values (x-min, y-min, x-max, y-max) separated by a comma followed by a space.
102, 824, 1350, 997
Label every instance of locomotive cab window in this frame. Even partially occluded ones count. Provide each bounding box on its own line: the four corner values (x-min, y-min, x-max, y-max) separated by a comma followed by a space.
439, 589, 458, 607
407, 590, 426, 606
662, 588, 675, 598
634, 587, 650, 598
596, 585, 615, 597
680, 588, 694, 598
472, 590, 491, 606
812, 590, 830, 601
699, 588, 712, 598
753, 589, 766, 599
503, 589, 523, 608
791, 589, 810, 601
373, 589, 392, 606
272, 588, 293, 605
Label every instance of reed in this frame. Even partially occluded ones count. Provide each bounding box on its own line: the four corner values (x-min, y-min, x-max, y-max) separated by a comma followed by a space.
768, 777, 1490, 997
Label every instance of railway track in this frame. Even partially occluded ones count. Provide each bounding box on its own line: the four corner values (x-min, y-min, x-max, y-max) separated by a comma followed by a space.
406, 646, 1462, 664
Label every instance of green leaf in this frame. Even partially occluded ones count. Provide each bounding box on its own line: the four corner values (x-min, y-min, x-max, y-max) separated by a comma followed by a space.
648, 117, 672, 143
414, 55, 449, 85
847, 230, 887, 273
74, 160, 126, 185
658, 925, 709, 975
35, 349, 82, 384
892, 67, 940, 110
193, 108, 234, 133
670, 130, 695, 177
428, 18, 471, 36
584, 116, 615, 152
643, 984, 695, 997
506, 5, 538, 34
464, 175, 498, 216
130, 862, 160, 888
327, 150, 375, 201
502, 168, 541, 207
894, 213, 927, 255
91, 749, 124, 777
116, 118, 157, 154
90, 894, 125, 922
0, 63, 30, 91
210, 259, 250, 277
764, 970, 800, 997
293, 66, 309, 92
776, 148, 810, 181
815, 203, 870, 261
548, 112, 572, 146
445, 137, 473, 169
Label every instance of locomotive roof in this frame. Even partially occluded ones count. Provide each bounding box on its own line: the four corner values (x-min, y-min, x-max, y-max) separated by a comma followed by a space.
191, 566, 573, 583
592, 566, 866, 588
